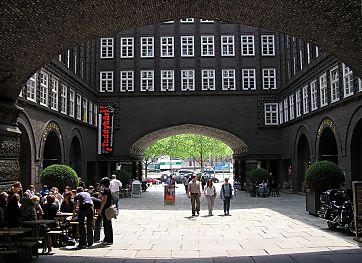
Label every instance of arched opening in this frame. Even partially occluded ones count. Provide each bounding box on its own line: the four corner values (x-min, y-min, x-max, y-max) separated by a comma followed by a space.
351, 119, 362, 182
69, 136, 83, 178
18, 123, 32, 188
43, 131, 62, 169
318, 128, 338, 164
296, 134, 310, 191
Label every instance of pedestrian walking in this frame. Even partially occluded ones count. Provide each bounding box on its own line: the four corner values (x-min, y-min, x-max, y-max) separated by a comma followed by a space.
220, 178, 233, 215
74, 187, 94, 248
183, 175, 189, 194
99, 177, 113, 245
110, 174, 122, 210
204, 180, 216, 216
188, 175, 201, 216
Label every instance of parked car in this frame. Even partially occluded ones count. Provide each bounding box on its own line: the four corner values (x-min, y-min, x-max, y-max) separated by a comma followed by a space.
201, 174, 219, 183
147, 168, 160, 173
178, 169, 194, 174
173, 174, 185, 184
159, 174, 169, 183
143, 177, 160, 184
203, 168, 215, 175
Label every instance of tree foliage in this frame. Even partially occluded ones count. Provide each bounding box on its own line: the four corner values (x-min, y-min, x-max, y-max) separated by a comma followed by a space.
305, 161, 345, 191
41, 164, 79, 192
144, 134, 233, 170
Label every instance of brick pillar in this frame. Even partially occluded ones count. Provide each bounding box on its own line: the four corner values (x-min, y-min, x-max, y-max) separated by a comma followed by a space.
0, 101, 22, 192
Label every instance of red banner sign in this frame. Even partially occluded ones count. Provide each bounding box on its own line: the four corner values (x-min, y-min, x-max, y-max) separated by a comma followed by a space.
98, 105, 114, 154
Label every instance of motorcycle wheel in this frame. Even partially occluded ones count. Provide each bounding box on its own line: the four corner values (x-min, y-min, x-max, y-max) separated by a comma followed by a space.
327, 221, 338, 229
349, 221, 362, 235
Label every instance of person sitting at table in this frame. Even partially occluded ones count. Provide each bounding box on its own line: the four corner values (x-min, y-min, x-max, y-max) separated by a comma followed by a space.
31, 195, 43, 220
25, 185, 36, 198
19, 192, 37, 221
0, 192, 8, 228
5, 194, 21, 228
52, 187, 63, 207
8, 181, 22, 199
42, 195, 59, 220
60, 192, 74, 213
40, 185, 49, 197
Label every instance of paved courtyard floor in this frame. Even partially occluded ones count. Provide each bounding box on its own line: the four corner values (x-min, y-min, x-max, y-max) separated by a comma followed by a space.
35, 183, 362, 263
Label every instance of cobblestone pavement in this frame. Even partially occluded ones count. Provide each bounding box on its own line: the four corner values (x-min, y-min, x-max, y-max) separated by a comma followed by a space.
35, 183, 362, 263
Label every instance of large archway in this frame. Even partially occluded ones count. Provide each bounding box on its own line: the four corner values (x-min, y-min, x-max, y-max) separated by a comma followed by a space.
0, 1, 361, 102
17, 123, 32, 188
296, 134, 310, 191
43, 131, 62, 169
318, 128, 338, 164
351, 119, 362, 182
69, 136, 83, 178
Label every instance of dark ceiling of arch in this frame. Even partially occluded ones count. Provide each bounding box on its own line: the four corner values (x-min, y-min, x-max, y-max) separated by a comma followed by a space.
129, 124, 249, 157
0, 0, 361, 101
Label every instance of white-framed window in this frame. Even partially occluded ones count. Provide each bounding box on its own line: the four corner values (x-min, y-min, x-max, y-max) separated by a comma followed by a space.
140, 37, 154, 58
69, 89, 75, 117
76, 94, 82, 120
120, 37, 134, 58
261, 35, 275, 56
19, 87, 23, 98
181, 36, 194, 57
264, 103, 278, 125
262, 69, 276, 89
200, 19, 214, 23
320, 73, 328, 107
342, 63, 354, 98
310, 80, 318, 111
221, 36, 234, 56
296, 90, 302, 117
181, 70, 195, 91
99, 71, 113, 92
278, 102, 284, 124
180, 18, 194, 23
50, 77, 59, 111
94, 104, 98, 127
60, 84, 67, 114
242, 69, 256, 90
140, 70, 154, 91
330, 66, 340, 103
299, 50, 304, 70
201, 36, 214, 56
307, 43, 311, 64
39, 71, 48, 107
289, 95, 295, 120
120, 71, 134, 92
283, 98, 289, 122
359, 78, 362, 92
241, 35, 255, 56
26, 73, 37, 102
88, 101, 93, 125
202, 69, 215, 90
222, 69, 235, 91
316, 46, 319, 57
67, 49, 70, 68
302, 85, 309, 114
82, 98, 88, 123
100, 38, 114, 59
160, 37, 174, 57
161, 70, 175, 91
163, 20, 174, 24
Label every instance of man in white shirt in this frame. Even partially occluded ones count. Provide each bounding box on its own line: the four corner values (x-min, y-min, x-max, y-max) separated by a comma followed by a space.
110, 174, 122, 209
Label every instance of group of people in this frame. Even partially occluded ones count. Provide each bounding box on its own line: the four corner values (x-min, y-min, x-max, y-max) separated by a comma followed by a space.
0, 175, 124, 249
187, 175, 233, 216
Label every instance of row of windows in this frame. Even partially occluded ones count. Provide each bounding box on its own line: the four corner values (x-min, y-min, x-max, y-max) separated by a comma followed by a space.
264, 64, 362, 125
99, 69, 277, 92
100, 35, 275, 59
23, 70, 98, 126
164, 18, 215, 23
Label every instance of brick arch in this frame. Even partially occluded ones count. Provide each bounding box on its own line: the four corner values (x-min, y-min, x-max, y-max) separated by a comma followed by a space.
129, 124, 249, 157
0, 0, 361, 102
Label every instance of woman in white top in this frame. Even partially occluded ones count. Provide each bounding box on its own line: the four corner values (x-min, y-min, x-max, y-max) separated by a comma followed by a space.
203, 180, 216, 216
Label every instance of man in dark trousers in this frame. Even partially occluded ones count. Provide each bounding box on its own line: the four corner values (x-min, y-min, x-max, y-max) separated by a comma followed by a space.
220, 178, 233, 215
74, 187, 94, 248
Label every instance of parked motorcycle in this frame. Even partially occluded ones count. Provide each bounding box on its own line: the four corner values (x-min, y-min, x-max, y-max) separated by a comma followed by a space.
318, 189, 362, 235
141, 181, 148, 192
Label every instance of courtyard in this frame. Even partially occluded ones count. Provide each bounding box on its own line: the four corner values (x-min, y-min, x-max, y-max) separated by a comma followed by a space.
35, 184, 362, 263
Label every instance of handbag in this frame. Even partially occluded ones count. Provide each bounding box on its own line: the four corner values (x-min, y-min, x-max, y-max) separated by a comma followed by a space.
105, 204, 118, 220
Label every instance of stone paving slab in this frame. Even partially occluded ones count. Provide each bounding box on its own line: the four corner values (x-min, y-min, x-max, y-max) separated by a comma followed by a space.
34, 184, 362, 262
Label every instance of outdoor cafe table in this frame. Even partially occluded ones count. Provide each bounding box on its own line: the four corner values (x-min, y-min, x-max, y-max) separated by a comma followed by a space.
0, 228, 32, 244
56, 212, 73, 223
21, 220, 56, 238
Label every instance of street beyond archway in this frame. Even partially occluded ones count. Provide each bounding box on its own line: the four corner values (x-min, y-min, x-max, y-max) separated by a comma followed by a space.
35, 184, 361, 263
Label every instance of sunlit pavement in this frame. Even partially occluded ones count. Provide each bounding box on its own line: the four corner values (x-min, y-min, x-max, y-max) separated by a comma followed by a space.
35, 182, 362, 263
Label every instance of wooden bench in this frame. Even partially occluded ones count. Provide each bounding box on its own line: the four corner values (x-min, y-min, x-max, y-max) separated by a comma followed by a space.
0, 250, 17, 263
16, 241, 39, 260
43, 230, 62, 253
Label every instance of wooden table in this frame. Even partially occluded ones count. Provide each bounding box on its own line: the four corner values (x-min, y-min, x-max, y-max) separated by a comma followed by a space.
21, 220, 56, 238
0, 228, 32, 243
